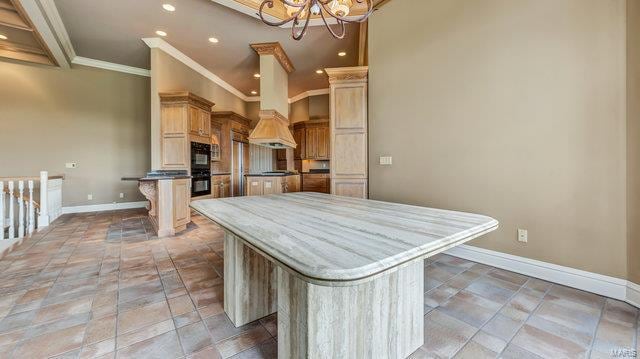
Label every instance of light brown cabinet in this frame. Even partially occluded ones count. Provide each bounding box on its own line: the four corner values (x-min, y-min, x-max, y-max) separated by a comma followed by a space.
302, 173, 330, 194
160, 92, 215, 170
172, 179, 191, 228
245, 175, 301, 196
292, 120, 329, 161
212, 174, 231, 198
189, 106, 211, 139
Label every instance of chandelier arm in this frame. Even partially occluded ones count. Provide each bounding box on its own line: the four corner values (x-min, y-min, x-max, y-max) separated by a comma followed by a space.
291, 7, 313, 40
319, 8, 346, 39
258, 0, 298, 27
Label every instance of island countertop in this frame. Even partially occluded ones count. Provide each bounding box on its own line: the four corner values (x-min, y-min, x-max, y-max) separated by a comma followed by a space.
191, 192, 498, 285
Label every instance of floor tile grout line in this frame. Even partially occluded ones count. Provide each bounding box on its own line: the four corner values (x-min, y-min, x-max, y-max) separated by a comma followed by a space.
448, 267, 539, 358
586, 293, 608, 358
496, 279, 554, 358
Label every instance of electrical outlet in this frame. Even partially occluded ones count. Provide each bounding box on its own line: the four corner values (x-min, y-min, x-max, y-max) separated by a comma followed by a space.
518, 229, 528, 243
65, 162, 77, 169
87, 194, 93, 200
379, 156, 393, 165
119, 193, 125, 199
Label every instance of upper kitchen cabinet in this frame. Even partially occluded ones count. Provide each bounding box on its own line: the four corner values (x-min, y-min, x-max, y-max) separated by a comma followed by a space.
189, 106, 211, 141
159, 92, 215, 170
295, 119, 330, 160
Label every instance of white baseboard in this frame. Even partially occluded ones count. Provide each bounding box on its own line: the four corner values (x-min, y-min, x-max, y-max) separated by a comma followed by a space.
446, 244, 637, 307
61, 201, 148, 214
627, 281, 640, 308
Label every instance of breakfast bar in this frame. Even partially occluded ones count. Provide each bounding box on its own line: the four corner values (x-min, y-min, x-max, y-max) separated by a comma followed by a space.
191, 192, 498, 358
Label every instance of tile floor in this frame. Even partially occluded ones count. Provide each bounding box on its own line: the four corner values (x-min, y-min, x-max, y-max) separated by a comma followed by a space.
0, 209, 637, 359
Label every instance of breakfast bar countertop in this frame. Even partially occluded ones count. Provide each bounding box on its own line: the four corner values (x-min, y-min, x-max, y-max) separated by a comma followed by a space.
191, 192, 498, 285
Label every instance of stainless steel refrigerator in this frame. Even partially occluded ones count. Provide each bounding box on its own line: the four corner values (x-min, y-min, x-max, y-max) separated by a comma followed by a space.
231, 140, 250, 196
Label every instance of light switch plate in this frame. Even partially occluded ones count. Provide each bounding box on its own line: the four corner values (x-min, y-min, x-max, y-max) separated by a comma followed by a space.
119, 193, 125, 199
379, 156, 393, 165
65, 162, 77, 169
87, 194, 93, 200
517, 229, 528, 243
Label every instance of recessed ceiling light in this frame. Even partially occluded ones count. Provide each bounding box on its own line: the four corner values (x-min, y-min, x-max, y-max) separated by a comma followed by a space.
251, 90, 258, 95
156, 30, 167, 37
208, 37, 219, 43
315, 69, 323, 74
0, 34, 7, 40
338, 51, 347, 57
253, 73, 261, 79
162, 4, 175, 12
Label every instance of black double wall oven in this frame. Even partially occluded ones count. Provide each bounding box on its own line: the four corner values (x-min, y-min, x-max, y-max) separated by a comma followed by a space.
191, 142, 211, 197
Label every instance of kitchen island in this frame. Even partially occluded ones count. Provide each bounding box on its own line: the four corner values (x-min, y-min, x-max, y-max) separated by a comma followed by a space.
191, 193, 498, 358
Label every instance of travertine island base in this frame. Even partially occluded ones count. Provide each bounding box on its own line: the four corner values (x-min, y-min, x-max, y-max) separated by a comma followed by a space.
191, 193, 498, 358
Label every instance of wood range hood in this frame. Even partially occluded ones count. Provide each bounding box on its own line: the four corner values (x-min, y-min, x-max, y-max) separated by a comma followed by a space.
249, 42, 297, 149
251, 109, 297, 149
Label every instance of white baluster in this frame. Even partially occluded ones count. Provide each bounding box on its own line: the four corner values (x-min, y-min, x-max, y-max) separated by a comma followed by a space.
28, 180, 35, 235
0, 181, 4, 240
38, 171, 49, 228
18, 181, 24, 238
8, 181, 14, 239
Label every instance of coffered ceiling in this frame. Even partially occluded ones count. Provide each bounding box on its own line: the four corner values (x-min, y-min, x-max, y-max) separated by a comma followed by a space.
53, 0, 376, 98
0, 0, 57, 66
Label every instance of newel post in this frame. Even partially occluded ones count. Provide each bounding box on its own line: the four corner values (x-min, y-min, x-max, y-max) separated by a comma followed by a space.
38, 171, 50, 228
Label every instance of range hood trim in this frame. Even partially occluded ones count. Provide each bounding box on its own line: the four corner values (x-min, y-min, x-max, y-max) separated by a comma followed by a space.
249, 109, 297, 149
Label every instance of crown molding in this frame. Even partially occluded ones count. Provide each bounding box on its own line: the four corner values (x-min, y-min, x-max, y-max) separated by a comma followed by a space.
325, 66, 369, 83
38, 0, 76, 61
288, 88, 330, 104
143, 37, 253, 101
71, 56, 150, 77
250, 42, 295, 73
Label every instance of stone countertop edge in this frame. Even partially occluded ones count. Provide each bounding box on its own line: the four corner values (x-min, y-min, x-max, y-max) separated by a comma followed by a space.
190, 193, 499, 287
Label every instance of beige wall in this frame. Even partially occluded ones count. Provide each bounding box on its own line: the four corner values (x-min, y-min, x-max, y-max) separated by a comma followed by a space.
369, 0, 628, 278
0, 62, 150, 206
628, 0, 640, 284
259, 55, 289, 117
309, 94, 329, 119
289, 97, 309, 124
246, 101, 261, 127
150, 48, 248, 169
289, 94, 330, 124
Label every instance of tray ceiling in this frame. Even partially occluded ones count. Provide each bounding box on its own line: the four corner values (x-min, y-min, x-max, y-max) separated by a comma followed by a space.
54, 0, 365, 97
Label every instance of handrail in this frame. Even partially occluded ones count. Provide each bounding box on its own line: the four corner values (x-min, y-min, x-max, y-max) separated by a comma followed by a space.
0, 174, 65, 181
1, 188, 40, 209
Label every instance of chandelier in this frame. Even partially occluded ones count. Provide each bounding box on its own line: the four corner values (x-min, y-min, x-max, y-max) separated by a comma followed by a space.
258, 0, 373, 40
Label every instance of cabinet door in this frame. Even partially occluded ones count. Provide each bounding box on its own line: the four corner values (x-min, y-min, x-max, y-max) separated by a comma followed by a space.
189, 106, 200, 136
317, 127, 329, 159
247, 178, 263, 196
212, 182, 221, 199
161, 105, 189, 169
262, 178, 276, 195
173, 179, 191, 227
293, 128, 305, 160
219, 175, 231, 198
306, 128, 317, 159
162, 136, 189, 168
199, 109, 211, 137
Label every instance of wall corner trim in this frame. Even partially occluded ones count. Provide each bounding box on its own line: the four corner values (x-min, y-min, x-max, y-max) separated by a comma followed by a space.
446, 244, 638, 308
72, 56, 151, 77
61, 201, 148, 214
